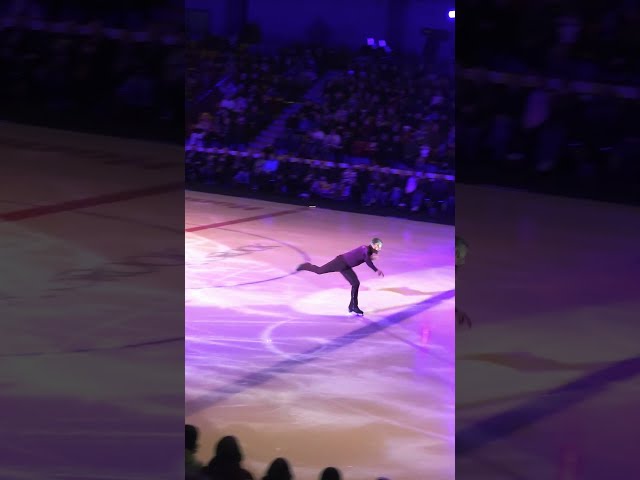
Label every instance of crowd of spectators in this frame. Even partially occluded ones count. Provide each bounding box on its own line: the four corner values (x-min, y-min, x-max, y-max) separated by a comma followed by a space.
186, 36, 236, 105
186, 148, 454, 222
0, 0, 183, 142
187, 37, 344, 147
274, 54, 454, 174
460, 0, 639, 84
186, 42, 455, 223
186, 425, 390, 480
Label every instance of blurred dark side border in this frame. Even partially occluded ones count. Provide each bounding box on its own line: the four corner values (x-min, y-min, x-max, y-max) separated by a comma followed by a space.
458, 164, 640, 207
1, 121, 185, 478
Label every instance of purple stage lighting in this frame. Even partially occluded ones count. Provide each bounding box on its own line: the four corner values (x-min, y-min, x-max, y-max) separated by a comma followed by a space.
378, 39, 387, 47
448, 10, 455, 19
367, 37, 375, 46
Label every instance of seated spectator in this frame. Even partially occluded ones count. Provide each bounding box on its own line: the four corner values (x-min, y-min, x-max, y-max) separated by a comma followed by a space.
310, 128, 326, 142
311, 175, 335, 198
203, 435, 254, 480
220, 94, 236, 111
233, 168, 251, 186
325, 129, 342, 149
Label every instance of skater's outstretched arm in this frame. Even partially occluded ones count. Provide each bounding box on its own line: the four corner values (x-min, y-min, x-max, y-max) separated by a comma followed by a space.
363, 243, 385, 277
364, 253, 378, 272
365, 252, 384, 277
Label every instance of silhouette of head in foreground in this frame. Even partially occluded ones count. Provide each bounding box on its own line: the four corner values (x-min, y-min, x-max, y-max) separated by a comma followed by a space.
205, 435, 254, 480
320, 467, 341, 480
263, 457, 293, 480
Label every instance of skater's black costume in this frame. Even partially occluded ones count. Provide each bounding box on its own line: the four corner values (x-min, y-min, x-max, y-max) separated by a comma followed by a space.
297, 245, 379, 315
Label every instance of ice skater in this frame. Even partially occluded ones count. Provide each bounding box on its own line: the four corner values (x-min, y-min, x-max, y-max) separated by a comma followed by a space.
296, 238, 385, 315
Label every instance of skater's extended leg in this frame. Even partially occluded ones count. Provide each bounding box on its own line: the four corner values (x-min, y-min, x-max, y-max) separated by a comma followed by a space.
298, 256, 347, 274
